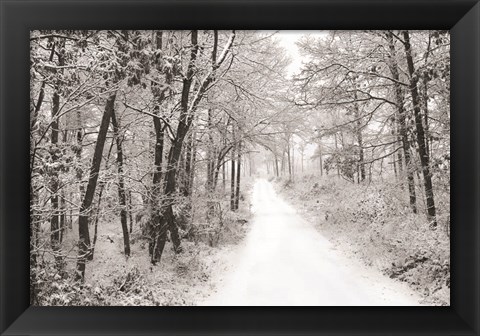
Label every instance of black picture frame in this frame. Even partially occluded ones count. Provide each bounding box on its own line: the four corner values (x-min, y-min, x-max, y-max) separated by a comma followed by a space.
1, 0, 479, 335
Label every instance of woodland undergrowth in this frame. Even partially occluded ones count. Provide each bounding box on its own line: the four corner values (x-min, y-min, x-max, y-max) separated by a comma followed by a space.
275, 174, 450, 306
33, 184, 252, 306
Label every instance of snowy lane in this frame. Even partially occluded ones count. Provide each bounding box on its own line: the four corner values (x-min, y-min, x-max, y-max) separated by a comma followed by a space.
203, 179, 422, 306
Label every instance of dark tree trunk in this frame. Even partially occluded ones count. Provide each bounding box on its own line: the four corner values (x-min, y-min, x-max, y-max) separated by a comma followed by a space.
128, 190, 134, 234
182, 132, 194, 197
74, 109, 85, 198
148, 211, 168, 264
206, 32, 218, 193
91, 137, 114, 258
213, 157, 221, 192
212, 143, 232, 191
206, 109, 215, 193
30, 41, 55, 134
230, 139, 236, 211
49, 40, 66, 268
422, 73, 431, 158
189, 132, 197, 192
396, 119, 404, 178
92, 181, 105, 253
76, 93, 117, 282
222, 158, 226, 191
149, 105, 167, 264
161, 30, 234, 259
235, 141, 241, 211
149, 30, 171, 264
403, 31, 437, 227
60, 129, 68, 242
353, 93, 366, 182
387, 31, 417, 213
59, 189, 66, 243
160, 30, 200, 258
68, 190, 73, 229
422, 32, 433, 159
50, 91, 61, 260
392, 124, 398, 179
111, 109, 131, 257
163, 30, 198, 199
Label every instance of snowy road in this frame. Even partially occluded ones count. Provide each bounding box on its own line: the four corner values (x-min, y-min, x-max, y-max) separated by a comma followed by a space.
203, 179, 422, 306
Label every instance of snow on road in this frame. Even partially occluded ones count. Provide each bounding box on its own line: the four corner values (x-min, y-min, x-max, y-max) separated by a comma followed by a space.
202, 179, 422, 306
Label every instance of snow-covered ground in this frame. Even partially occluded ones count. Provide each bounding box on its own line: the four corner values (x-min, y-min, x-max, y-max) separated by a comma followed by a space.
202, 179, 422, 306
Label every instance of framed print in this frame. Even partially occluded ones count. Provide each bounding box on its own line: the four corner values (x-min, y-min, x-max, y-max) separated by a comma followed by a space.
1, 0, 479, 335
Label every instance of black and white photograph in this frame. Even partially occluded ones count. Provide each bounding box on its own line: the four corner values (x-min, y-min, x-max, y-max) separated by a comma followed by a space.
29, 30, 450, 306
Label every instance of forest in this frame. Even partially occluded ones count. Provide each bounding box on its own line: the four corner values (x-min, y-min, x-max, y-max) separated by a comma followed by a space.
30, 30, 450, 306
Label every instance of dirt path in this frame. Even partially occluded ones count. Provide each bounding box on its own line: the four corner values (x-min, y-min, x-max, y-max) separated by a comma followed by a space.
201, 179, 422, 306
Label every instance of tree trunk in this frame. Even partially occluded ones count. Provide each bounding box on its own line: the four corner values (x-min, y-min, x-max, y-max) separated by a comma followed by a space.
149, 104, 167, 264
128, 190, 134, 234
76, 93, 116, 282
148, 30, 171, 264
206, 111, 216, 193
91, 115, 115, 258
235, 141, 241, 211
92, 181, 105, 254
68, 190, 73, 229
212, 148, 227, 191
422, 73, 431, 158
161, 29, 234, 258
59, 130, 68, 243
59, 189, 66, 243
206, 30, 219, 193
392, 129, 398, 179
387, 31, 417, 213
396, 118, 404, 180
161, 30, 200, 256
30, 40, 55, 135
182, 132, 195, 197
49, 42, 67, 269
50, 91, 61, 262
422, 32, 433, 159
353, 92, 366, 182
222, 158, 226, 191
205, 33, 220, 219
111, 109, 131, 257
230, 138, 236, 211
74, 109, 85, 199
403, 30, 437, 227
